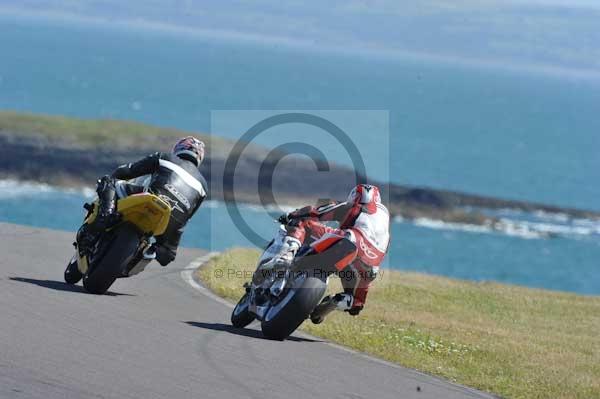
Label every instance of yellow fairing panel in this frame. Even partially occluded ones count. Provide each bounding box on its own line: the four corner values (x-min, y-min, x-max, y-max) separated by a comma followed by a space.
77, 194, 170, 274
118, 194, 171, 236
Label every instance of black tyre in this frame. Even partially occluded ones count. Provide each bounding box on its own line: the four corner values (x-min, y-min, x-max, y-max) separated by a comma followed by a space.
83, 223, 140, 295
231, 292, 255, 328
261, 276, 326, 340
64, 255, 83, 285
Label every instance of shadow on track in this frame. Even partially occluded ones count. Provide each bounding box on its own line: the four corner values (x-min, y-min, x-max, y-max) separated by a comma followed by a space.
9, 277, 135, 296
183, 321, 322, 343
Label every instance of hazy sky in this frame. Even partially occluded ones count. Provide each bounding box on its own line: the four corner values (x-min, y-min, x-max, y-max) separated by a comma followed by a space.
1, 0, 599, 74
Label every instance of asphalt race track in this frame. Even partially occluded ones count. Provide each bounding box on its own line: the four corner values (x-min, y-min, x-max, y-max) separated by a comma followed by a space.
0, 223, 496, 399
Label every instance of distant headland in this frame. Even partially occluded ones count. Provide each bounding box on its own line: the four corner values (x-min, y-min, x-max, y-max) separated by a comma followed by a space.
1, 111, 598, 231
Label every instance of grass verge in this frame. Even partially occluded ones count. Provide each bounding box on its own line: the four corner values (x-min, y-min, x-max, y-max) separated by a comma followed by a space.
197, 248, 600, 399
0, 110, 233, 154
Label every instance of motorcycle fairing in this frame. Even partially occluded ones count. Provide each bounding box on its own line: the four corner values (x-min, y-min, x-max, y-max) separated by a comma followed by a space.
84, 193, 171, 236
294, 234, 358, 276
77, 193, 171, 274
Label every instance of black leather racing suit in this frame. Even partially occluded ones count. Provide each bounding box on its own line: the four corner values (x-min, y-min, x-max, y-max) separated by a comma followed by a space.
110, 152, 207, 265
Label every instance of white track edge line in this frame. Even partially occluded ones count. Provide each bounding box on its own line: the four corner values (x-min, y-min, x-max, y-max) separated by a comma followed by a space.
180, 252, 233, 309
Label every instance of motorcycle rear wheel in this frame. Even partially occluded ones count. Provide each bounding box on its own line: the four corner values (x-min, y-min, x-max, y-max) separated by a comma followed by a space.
260, 276, 326, 341
231, 292, 255, 328
83, 223, 140, 295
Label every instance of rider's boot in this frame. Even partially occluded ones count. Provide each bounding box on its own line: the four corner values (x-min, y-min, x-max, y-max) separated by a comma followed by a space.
261, 235, 301, 270
76, 224, 100, 257
76, 176, 120, 255
310, 292, 353, 324
253, 235, 301, 286
276, 236, 301, 267
271, 223, 306, 268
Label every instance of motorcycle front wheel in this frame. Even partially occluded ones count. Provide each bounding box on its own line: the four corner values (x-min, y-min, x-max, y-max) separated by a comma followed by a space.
260, 276, 326, 341
64, 255, 83, 285
231, 292, 255, 328
83, 223, 140, 295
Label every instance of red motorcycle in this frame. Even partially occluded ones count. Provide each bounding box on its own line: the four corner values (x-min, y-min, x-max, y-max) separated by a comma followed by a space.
230, 220, 356, 340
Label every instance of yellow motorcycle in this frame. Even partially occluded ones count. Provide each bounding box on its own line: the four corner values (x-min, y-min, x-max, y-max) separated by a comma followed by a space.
64, 193, 171, 294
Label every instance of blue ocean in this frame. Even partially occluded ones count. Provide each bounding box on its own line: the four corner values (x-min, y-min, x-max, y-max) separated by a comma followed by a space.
0, 15, 599, 294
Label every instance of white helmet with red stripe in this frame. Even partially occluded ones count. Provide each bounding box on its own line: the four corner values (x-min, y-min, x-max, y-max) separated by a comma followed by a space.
173, 136, 205, 167
347, 184, 381, 214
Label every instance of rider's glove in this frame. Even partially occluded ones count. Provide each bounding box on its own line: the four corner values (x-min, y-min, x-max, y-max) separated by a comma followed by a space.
277, 212, 306, 227
156, 245, 176, 267
277, 213, 290, 225
288, 206, 318, 220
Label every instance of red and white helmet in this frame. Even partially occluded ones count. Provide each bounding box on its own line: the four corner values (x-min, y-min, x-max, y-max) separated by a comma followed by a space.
347, 184, 381, 214
173, 136, 205, 166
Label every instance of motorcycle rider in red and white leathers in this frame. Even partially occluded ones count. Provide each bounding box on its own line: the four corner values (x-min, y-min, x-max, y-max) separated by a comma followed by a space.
278, 184, 390, 322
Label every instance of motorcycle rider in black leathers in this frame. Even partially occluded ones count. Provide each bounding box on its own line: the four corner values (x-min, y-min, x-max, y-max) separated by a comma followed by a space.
76, 137, 207, 266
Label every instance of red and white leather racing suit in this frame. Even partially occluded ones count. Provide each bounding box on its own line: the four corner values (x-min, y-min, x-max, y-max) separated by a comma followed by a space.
286, 199, 391, 312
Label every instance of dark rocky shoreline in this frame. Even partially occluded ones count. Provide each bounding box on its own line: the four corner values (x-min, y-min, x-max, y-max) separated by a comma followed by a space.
2, 132, 598, 228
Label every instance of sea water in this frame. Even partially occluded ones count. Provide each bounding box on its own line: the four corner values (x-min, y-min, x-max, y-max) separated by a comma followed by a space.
0, 15, 599, 210
1, 180, 599, 294
0, 15, 599, 294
